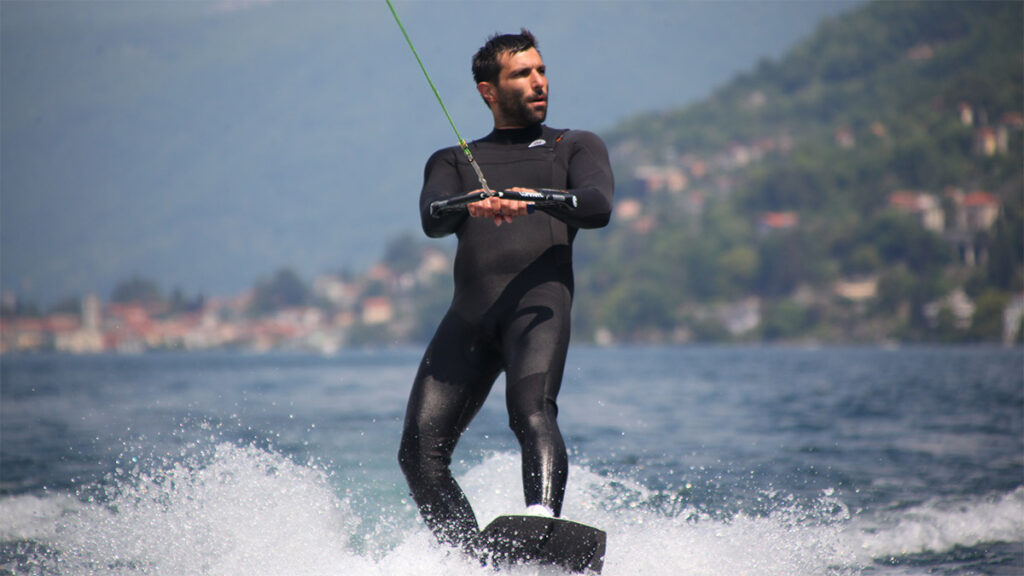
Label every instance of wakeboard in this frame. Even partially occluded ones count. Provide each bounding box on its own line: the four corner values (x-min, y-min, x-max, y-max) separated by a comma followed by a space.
475, 515, 606, 574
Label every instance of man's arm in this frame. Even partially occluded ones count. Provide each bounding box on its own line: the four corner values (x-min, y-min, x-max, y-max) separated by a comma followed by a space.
419, 148, 468, 238
540, 130, 614, 229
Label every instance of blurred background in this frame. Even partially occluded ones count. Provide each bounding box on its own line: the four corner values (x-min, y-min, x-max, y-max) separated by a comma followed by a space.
2, 0, 1021, 352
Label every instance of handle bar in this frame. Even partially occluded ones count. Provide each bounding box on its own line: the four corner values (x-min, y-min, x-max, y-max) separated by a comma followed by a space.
429, 189, 578, 217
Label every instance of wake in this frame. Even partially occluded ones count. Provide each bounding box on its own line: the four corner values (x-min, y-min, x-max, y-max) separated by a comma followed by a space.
2, 443, 1021, 576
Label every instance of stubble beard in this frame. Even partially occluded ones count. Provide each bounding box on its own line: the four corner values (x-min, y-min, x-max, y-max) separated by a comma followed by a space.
497, 87, 547, 128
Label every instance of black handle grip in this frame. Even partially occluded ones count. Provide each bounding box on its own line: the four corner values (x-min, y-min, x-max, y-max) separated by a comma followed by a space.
430, 189, 577, 217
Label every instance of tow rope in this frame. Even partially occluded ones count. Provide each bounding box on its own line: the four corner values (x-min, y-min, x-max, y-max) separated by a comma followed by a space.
385, 0, 493, 197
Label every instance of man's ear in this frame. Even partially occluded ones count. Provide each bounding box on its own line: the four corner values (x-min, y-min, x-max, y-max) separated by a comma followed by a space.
477, 82, 497, 105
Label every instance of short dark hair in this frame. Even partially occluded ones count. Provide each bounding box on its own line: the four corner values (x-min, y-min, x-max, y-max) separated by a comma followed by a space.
472, 29, 539, 85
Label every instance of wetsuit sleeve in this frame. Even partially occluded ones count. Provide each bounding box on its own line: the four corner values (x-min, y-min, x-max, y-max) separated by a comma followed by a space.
419, 147, 467, 238
541, 130, 614, 229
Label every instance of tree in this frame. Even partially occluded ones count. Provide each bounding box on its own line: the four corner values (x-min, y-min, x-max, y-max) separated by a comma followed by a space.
845, 245, 883, 276
761, 299, 811, 341
986, 196, 1024, 291
969, 290, 1009, 342
719, 246, 760, 298
383, 233, 428, 277
932, 306, 961, 343
250, 268, 310, 314
169, 288, 204, 314
875, 267, 915, 315
111, 275, 163, 304
868, 212, 953, 275
757, 232, 807, 298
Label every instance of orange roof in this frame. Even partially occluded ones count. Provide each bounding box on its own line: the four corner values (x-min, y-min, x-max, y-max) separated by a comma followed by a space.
1001, 112, 1023, 127
963, 191, 999, 207
888, 192, 919, 209
45, 315, 81, 333
759, 212, 799, 229
363, 296, 393, 309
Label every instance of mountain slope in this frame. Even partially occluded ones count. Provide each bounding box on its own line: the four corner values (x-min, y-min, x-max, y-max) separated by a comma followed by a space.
576, 0, 1023, 343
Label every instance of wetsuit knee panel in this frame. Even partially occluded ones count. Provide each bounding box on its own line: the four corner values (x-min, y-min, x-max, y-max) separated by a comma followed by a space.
506, 372, 561, 432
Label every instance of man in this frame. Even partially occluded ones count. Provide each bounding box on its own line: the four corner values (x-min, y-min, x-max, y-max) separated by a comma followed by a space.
398, 29, 614, 551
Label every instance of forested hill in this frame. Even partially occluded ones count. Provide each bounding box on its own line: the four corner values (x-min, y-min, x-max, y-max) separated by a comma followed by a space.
572, 0, 1023, 344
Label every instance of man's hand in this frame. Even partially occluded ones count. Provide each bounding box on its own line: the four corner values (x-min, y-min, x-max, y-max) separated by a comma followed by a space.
467, 188, 535, 226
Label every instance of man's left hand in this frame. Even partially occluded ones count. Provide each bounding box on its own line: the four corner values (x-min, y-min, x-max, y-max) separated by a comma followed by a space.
467, 188, 535, 226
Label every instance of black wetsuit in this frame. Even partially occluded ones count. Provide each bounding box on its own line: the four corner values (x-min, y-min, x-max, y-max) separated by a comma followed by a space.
398, 123, 614, 549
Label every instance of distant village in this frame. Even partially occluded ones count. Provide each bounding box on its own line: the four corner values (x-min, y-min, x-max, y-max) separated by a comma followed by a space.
0, 249, 452, 355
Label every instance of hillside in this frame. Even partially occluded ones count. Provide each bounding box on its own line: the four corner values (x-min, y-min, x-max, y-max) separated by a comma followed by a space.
572, 0, 1023, 344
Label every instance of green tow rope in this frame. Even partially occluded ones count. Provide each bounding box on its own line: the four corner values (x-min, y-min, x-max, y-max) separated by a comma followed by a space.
385, 0, 493, 196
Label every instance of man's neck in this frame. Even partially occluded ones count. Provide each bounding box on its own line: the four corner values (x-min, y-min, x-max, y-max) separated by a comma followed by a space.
485, 123, 544, 144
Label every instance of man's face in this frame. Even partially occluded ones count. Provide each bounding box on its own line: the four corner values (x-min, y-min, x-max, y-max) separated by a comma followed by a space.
490, 47, 548, 129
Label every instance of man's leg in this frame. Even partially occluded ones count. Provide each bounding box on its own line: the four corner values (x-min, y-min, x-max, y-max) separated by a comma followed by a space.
398, 312, 501, 548
502, 282, 572, 516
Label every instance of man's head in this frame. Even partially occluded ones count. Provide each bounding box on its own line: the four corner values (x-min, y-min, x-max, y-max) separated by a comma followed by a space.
472, 29, 548, 129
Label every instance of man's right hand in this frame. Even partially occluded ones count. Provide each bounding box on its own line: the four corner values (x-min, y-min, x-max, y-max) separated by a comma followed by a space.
467, 192, 531, 226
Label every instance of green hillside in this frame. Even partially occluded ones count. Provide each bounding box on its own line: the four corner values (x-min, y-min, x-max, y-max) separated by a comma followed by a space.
573, 0, 1023, 344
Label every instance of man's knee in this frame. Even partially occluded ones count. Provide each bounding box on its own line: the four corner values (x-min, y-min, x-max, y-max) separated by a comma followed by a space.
507, 376, 559, 430
398, 427, 424, 480
509, 407, 560, 447
399, 427, 455, 483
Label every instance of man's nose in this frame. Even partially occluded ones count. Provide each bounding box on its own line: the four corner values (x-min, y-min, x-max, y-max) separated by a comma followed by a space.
531, 71, 546, 91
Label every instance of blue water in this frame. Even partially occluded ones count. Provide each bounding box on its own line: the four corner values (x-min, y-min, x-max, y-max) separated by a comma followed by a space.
1, 346, 1021, 575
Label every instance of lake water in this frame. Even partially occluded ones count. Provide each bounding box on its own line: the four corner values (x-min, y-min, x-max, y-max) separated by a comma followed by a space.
1, 346, 1021, 575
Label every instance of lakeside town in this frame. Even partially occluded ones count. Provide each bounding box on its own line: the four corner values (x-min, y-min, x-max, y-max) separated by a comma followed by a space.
0, 247, 452, 355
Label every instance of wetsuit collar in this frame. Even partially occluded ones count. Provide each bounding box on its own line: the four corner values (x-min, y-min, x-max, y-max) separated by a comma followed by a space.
482, 124, 545, 145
